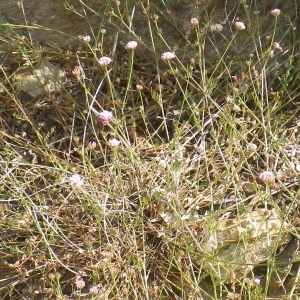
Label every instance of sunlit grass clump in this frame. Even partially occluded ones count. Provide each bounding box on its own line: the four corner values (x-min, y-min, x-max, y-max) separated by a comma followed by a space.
0, 1, 300, 299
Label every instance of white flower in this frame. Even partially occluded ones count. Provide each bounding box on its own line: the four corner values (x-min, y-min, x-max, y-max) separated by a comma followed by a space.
248, 143, 257, 152
233, 104, 241, 112
69, 174, 84, 187
98, 56, 112, 66
108, 138, 121, 147
161, 52, 176, 61
273, 42, 282, 51
125, 41, 138, 50
79, 35, 91, 43
235, 21, 246, 30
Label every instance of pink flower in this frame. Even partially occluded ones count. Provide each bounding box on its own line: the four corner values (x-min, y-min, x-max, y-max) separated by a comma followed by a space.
98, 110, 113, 123
235, 21, 246, 30
136, 84, 143, 91
125, 41, 138, 50
161, 52, 176, 61
75, 278, 85, 289
270, 9, 281, 17
108, 138, 120, 147
258, 171, 275, 183
190, 17, 199, 26
98, 56, 111, 66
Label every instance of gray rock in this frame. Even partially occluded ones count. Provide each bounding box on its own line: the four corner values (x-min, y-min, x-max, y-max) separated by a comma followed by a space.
14, 60, 66, 97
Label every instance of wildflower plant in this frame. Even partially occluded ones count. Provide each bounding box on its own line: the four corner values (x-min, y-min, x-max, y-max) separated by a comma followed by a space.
1, 1, 300, 299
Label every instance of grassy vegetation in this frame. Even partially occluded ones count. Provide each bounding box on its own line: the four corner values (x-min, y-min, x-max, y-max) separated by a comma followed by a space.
0, 0, 300, 299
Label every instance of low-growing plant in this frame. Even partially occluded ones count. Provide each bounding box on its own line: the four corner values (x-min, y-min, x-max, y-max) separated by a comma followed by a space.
0, 0, 300, 299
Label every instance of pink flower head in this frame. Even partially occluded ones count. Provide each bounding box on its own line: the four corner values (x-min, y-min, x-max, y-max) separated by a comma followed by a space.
75, 278, 85, 289
258, 171, 275, 183
190, 17, 199, 26
270, 9, 281, 17
161, 52, 176, 61
98, 110, 113, 124
98, 56, 112, 67
125, 41, 138, 50
89, 286, 99, 295
90, 285, 99, 295
235, 21, 246, 30
136, 84, 143, 91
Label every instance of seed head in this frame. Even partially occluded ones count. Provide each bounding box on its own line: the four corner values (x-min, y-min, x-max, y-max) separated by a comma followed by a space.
235, 21, 246, 30
270, 9, 281, 17
125, 41, 138, 50
98, 56, 112, 67
161, 52, 176, 61
152, 13, 159, 21
98, 110, 113, 124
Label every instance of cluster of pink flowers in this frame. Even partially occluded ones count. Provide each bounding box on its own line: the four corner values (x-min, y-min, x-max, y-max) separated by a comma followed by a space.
233, 9, 280, 32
